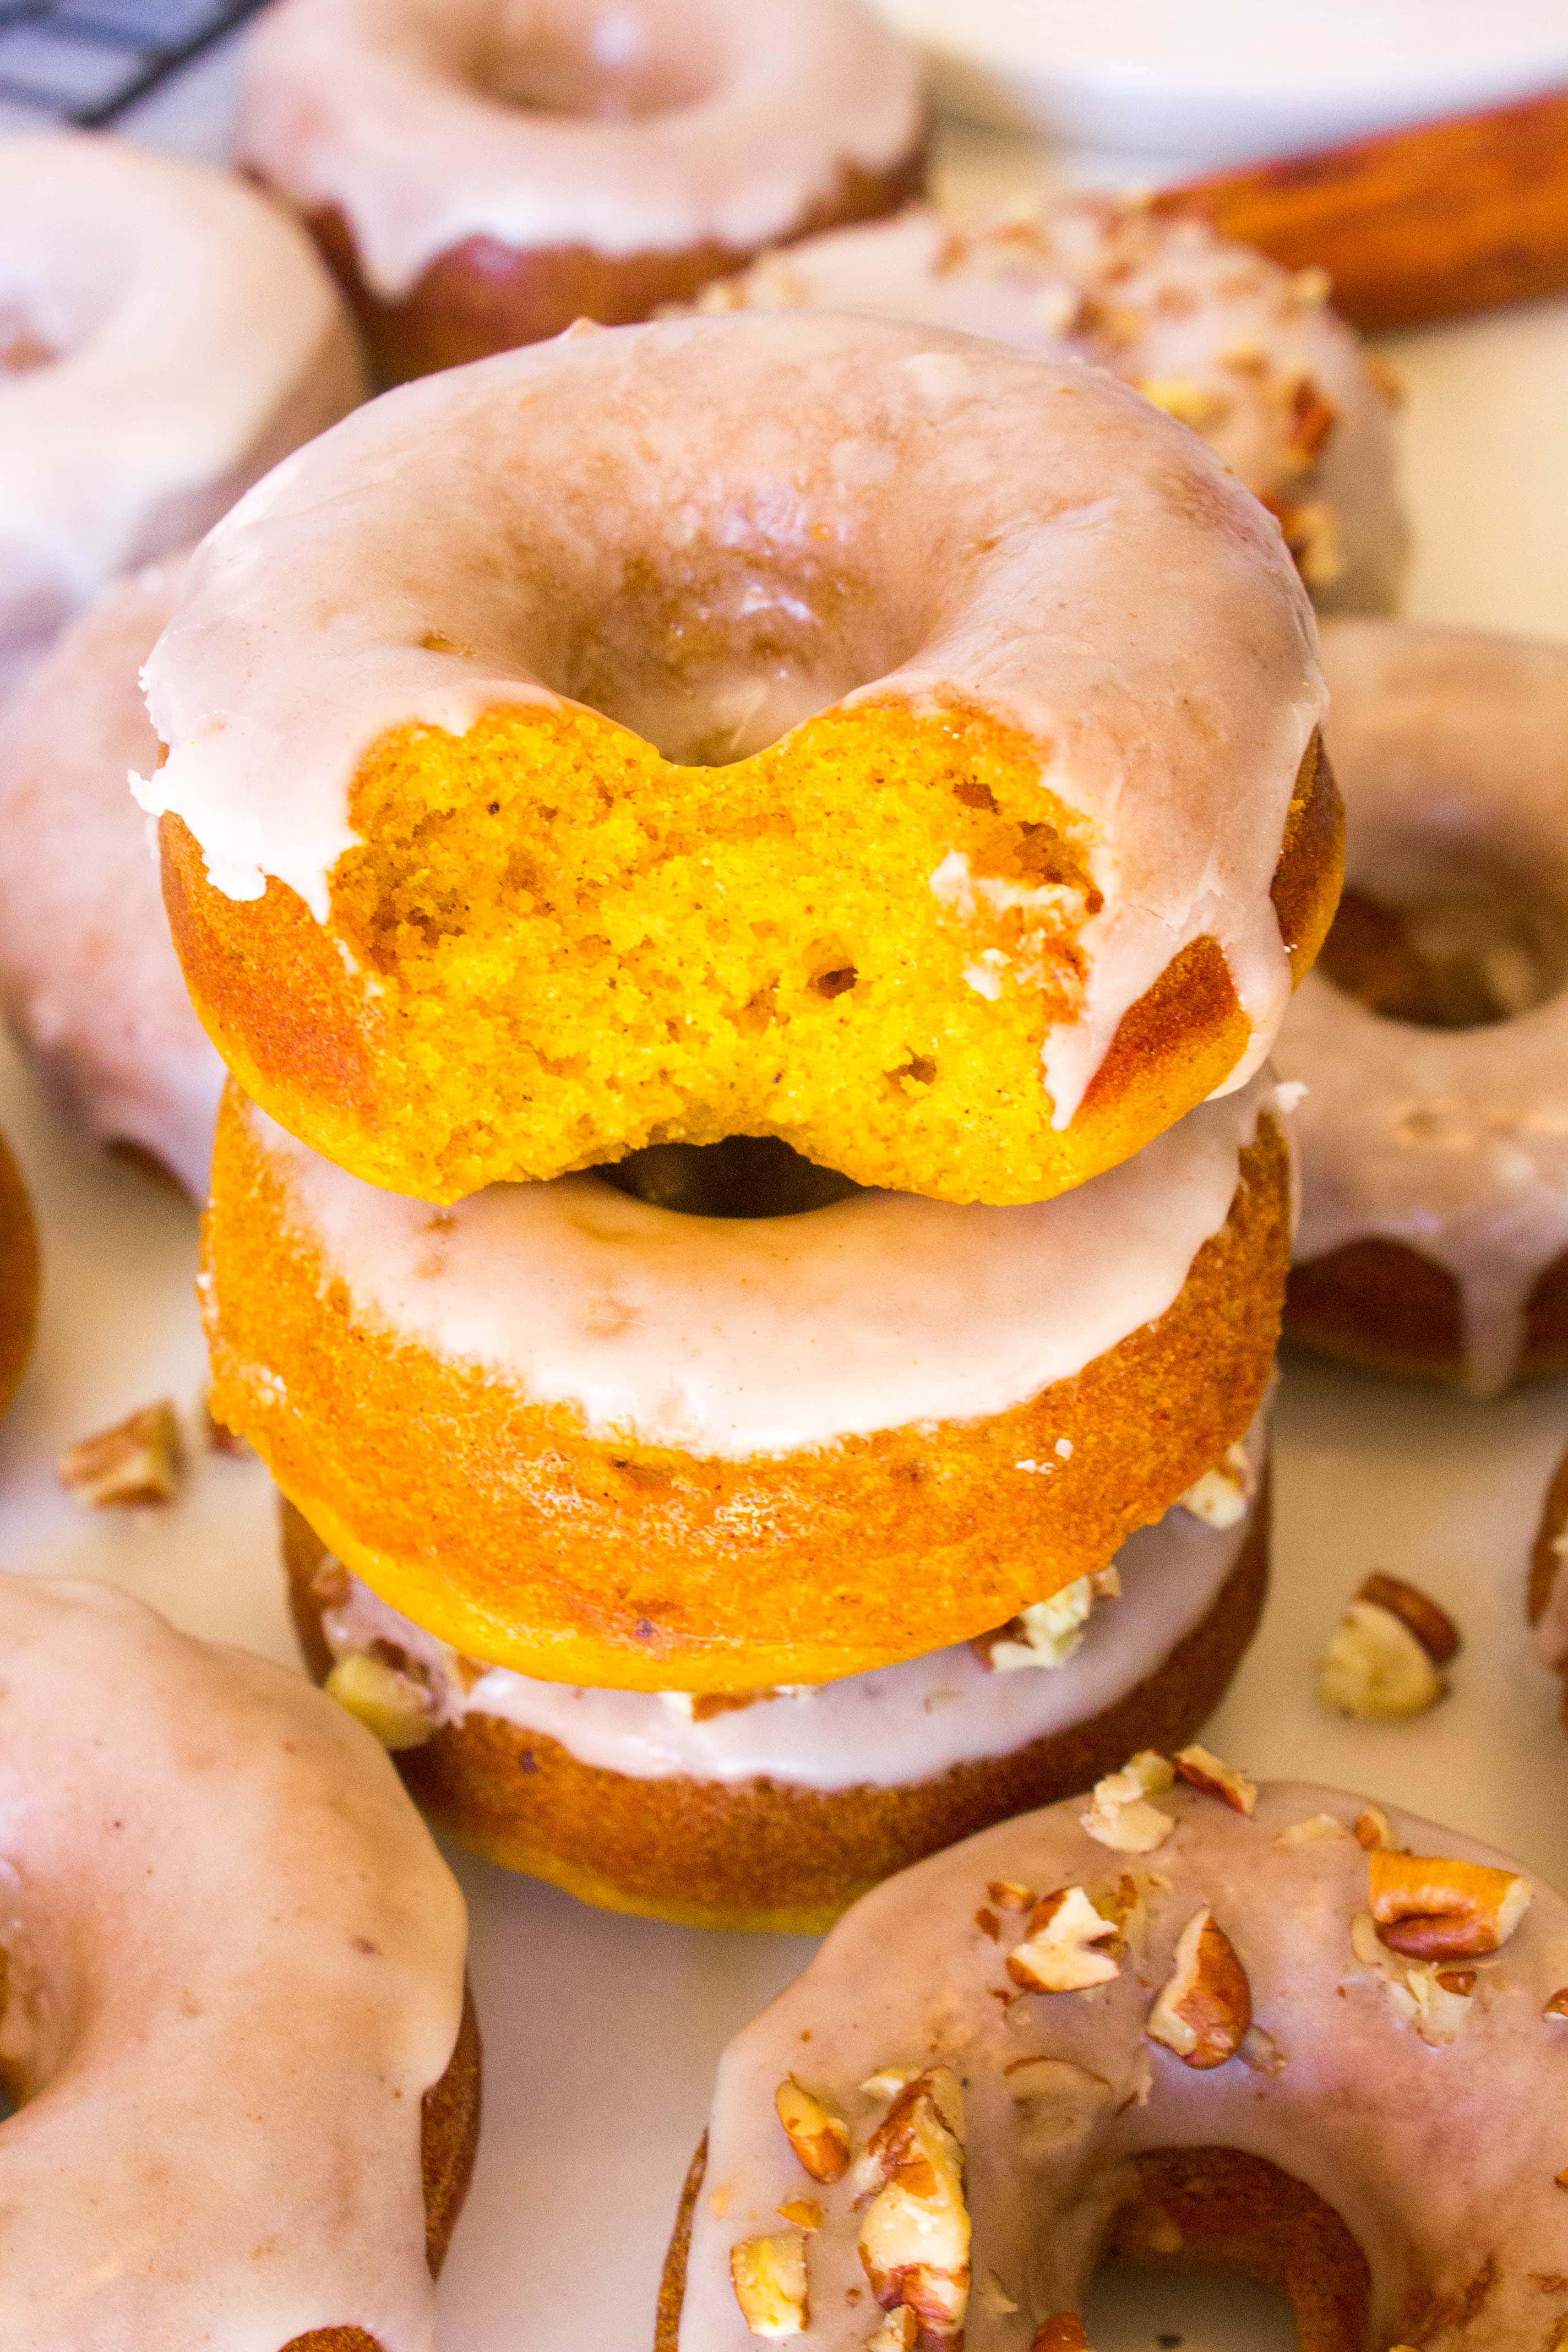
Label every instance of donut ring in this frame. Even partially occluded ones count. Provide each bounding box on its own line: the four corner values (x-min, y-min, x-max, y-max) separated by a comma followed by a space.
141, 313, 1336, 1209
237, 0, 925, 383
662, 1774, 1568, 2350
0, 1575, 476, 2350
1278, 620, 1568, 1396
284, 1418, 1267, 1931
0, 1123, 37, 1422
692, 194, 1407, 617
202, 1067, 1292, 1693
0, 558, 224, 1200
0, 133, 364, 678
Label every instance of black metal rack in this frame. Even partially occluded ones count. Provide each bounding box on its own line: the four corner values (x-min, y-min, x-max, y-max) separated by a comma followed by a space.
0, 0, 265, 127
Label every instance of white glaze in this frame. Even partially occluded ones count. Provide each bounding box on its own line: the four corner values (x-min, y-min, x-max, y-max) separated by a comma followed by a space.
138, 312, 1324, 1129
238, 0, 923, 301
693, 195, 1406, 616
1278, 620, 1568, 1396
318, 1413, 1263, 1789
242, 1065, 1283, 1459
0, 1573, 467, 2351
682, 1780, 1568, 2350
0, 132, 364, 662
0, 558, 224, 1198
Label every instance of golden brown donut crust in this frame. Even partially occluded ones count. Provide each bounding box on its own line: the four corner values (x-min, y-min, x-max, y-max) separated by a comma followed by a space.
161, 727, 1338, 1213
654, 2137, 1373, 2351
0, 1128, 39, 1423
205, 1098, 1292, 1691
1287, 1235, 1568, 1387
284, 1489, 1268, 1932
303, 143, 928, 385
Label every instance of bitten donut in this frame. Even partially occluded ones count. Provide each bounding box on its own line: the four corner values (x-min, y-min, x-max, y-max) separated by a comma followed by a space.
0, 1124, 38, 1422
692, 194, 1407, 616
202, 1067, 1293, 1692
285, 1417, 1267, 1931
662, 1775, 1567, 2350
1279, 620, 1568, 1395
0, 133, 364, 680
0, 558, 224, 1199
238, 0, 925, 383
141, 313, 1337, 1208
0, 1574, 477, 2350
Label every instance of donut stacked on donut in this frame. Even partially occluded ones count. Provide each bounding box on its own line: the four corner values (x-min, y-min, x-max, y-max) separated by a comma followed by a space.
688, 193, 1408, 617
0, 1574, 476, 2349
0, 133, 364, 685
0, 557, 224, 1199
664, 1774, 1568, 2350
237, 0, 926, 382
150, 313, 1334, 1923
1278, 619, 1568, 1394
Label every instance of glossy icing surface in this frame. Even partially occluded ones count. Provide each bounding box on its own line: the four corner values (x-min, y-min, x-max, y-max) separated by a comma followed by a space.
682, 1779, 1568, 2349
694, 195, 1407, 616
1278, 619, 1568, 1395
0, 1574, 467, 2350
241, 1068, 1282, 1458
0, 558, 223, 1199
238, 0, 923, 298
317, 1413, 1264, 1788
0, 132, 364, 658
138, 312, 1324, 1129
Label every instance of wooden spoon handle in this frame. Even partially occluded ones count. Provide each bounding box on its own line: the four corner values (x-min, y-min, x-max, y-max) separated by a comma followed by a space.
1157, 85, 1568, 333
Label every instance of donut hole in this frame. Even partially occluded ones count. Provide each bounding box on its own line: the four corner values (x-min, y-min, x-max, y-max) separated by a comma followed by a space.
471, 0, 723, 122
1319, 846, 1568, 1031
596, 1134, 861, 1217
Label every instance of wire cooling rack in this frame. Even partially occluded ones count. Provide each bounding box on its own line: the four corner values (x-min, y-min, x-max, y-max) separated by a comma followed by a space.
0, 0, 264, 127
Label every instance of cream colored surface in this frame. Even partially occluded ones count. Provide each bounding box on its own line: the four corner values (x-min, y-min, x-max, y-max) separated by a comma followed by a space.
239, 0, 923, 298
138, 310, 1323, 1130
0, 1572, 467, 2350
0, 75, 1564, 2352
240, 1071, 1279, 1457
0, 557, 224, 1199
1279, 620, 1568, 1396
0, 132, 364, 660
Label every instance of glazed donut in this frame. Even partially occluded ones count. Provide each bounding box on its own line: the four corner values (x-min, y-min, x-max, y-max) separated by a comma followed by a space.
140, 312, 1337, 1209
0, 1574, 476, 2350
1278, 620, 1568, 1396
662, 1773, 1565, 2350
284, 1415, 1267, 1931
237, 0, 925, 383
691, 194, 1407, 617
201, 1065, 1293, 1692
0, 558, 224, 1200
0, 1124, 38, 1422
0, 133, 364, 680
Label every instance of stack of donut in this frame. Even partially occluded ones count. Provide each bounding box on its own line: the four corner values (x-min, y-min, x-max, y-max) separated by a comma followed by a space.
139, 303, 1338, 1928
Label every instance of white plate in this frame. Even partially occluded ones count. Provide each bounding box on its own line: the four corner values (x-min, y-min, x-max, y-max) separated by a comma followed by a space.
5, 86, 1568, 2352
876, 0, 1568, 168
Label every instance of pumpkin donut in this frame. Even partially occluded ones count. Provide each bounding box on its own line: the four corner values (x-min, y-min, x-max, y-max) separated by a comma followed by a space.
202, 1066, 1292, 1693
0, 132, 364, 681
237, 0, 925, 383
0, 1123, 38, 1423
139, 312, 1336, 1208
0, 557, 224, 1200
282, 1412, 1267, 1932
662, 1773, 1565, 2350
689, 193, 1407, 616
0, 1574, 476, 2350
1278, 620, 1568, 1395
